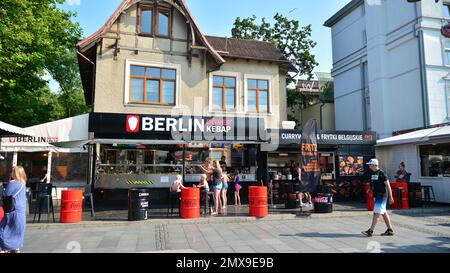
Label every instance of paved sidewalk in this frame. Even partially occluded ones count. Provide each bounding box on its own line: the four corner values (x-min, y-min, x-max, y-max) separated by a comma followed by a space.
23, 209, 450, 253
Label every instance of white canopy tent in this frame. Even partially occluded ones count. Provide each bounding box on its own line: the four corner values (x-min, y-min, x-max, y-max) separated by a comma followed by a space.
376, 125, 450, 147
376, 125, 450, 204
1, 115, 90, 186
0, 114, 89, 153
0, 121, 36, 160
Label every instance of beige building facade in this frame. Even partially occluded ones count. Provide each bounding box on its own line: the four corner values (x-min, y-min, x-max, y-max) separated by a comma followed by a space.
78, 0, 292, 130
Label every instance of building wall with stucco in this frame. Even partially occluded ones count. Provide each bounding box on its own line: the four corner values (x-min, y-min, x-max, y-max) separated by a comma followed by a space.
92, 2, 287, 130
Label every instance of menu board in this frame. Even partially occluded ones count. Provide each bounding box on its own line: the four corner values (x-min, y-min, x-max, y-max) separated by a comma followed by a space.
339, 156, 364, 176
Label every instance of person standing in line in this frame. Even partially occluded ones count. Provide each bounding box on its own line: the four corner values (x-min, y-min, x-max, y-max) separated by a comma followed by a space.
362, 159, 395, 237
233, 170, 241, 206
221, 171, 229, 210
0, 166, 27, 253
199, 158, 214, 186
211, 161, 223, 216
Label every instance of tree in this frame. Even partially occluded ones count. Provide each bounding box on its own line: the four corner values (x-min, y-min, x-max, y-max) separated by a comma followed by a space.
232, 13, 318, 84
48, 48, 90, 118
0, 0, 88, 127
232, 14, 318, 127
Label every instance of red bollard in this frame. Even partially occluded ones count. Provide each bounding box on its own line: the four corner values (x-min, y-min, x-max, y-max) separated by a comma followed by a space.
364, 183, 374, 211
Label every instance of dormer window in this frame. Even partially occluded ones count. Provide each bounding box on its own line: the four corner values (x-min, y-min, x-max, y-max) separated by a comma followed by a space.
139, 5, 171, 37
157, 8, 170, 36
140, 6, 153, 34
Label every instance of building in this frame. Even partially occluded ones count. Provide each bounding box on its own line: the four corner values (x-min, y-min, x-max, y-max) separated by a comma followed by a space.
76, 0, 296, 204
325, 0, 450, 138
290, 72, 335, 130
325, 0, 450, 203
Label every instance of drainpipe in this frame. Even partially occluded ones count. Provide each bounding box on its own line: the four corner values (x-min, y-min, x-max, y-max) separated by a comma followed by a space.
319, 102, 326, 130
416, 2, 430, 127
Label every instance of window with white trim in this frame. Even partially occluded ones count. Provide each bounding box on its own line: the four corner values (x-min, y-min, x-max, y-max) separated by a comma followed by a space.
129, 64, 176, 106
247, 79, 270, 113
212, 75, 237, 112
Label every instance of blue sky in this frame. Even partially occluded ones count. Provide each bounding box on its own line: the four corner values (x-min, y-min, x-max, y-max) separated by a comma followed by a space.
61, 0, 350, 78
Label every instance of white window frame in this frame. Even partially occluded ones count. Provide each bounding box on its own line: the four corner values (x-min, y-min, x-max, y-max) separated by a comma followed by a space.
208, 71, 242, 114
243, 74, 274, 116
124, 59, 181, 108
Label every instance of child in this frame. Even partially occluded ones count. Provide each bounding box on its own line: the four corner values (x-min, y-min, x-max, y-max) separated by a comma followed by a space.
197, 174, 211, 213
233, 170, 241, 206
221, 171, 229, 210
170, 175, 185, 193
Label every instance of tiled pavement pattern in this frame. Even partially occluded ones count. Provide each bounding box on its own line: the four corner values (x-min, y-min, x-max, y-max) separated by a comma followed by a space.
23, 210, 450, 253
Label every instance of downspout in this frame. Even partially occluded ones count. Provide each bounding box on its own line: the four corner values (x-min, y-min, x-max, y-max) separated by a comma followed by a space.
416, 2, 430, 127
319, 102, 326, 130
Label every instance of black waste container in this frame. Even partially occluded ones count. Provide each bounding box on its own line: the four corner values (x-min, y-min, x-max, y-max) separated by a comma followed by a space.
128, 189, 149, 221
408, 182, 422, 208
314, 193, 333, 213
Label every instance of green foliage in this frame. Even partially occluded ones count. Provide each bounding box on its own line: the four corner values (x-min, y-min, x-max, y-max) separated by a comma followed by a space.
232, 13, 318, 84
319, 81, 334, 103
0, 0, 89, 127
232, 13, 318, 127
48, 48, 91, 117
2, 85, 65, 127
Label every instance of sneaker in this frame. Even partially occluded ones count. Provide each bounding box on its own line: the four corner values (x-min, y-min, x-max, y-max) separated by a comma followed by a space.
381, 229, 395, 236
362, 229, 374, 237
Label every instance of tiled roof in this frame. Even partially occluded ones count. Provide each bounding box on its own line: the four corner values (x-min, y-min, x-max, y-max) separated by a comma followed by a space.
205, 36, 292, 64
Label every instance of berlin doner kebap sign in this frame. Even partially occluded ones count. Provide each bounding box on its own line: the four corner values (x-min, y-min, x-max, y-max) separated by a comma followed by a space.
89, 113, 267, 142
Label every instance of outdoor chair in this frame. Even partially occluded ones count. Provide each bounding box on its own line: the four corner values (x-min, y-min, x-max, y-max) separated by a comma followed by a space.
83, 185, 95, 217
32, 183, 55, 223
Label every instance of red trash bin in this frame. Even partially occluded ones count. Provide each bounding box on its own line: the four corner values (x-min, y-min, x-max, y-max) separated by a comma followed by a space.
60, 190, 83, 223
364, 183, 374, 211
180, 188, 200, 219
249, 186, 268, 218
0, 206, 4, 222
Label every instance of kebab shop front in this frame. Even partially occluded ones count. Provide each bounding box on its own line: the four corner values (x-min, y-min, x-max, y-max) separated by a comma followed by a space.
89, 113, 268, 206
265, 129, 377, 204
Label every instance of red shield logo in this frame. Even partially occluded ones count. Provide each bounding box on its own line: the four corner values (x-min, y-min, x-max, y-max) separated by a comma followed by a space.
126, 115, 140, 133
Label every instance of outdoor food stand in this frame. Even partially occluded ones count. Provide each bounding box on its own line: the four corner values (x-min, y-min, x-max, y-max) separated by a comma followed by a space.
89, 113, 268, 206
264, 129, 377, 205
